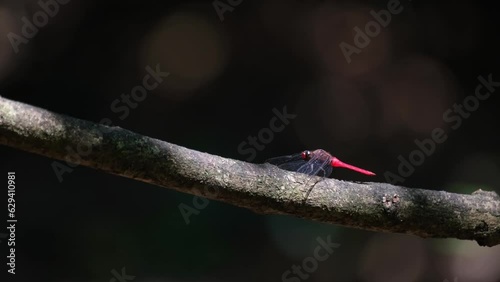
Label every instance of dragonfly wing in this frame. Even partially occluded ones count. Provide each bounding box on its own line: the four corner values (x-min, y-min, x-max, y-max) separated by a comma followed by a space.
296, 154, 331, 176
266, 151, 333, 177
317, 165, 333, 177
265, 153, 303, 166
275, 160, 307, 172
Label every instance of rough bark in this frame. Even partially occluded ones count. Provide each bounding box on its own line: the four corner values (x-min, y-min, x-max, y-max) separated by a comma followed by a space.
1, 96, 499, 246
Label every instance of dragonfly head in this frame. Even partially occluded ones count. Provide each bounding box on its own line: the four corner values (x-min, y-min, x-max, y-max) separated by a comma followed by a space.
301, 150, 312, 160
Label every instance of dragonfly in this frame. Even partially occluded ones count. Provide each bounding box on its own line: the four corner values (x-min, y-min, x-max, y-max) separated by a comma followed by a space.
265, 149, 375, 177
265, 149, 375, 200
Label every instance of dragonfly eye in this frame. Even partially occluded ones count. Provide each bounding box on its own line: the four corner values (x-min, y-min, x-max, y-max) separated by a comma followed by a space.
301, 150, 311, 160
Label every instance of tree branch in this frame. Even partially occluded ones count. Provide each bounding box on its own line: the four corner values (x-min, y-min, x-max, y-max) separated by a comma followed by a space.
1, 96, 499, 246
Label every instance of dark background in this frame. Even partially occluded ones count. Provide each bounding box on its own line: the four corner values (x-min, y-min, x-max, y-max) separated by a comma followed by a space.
1, 0, 500, 281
